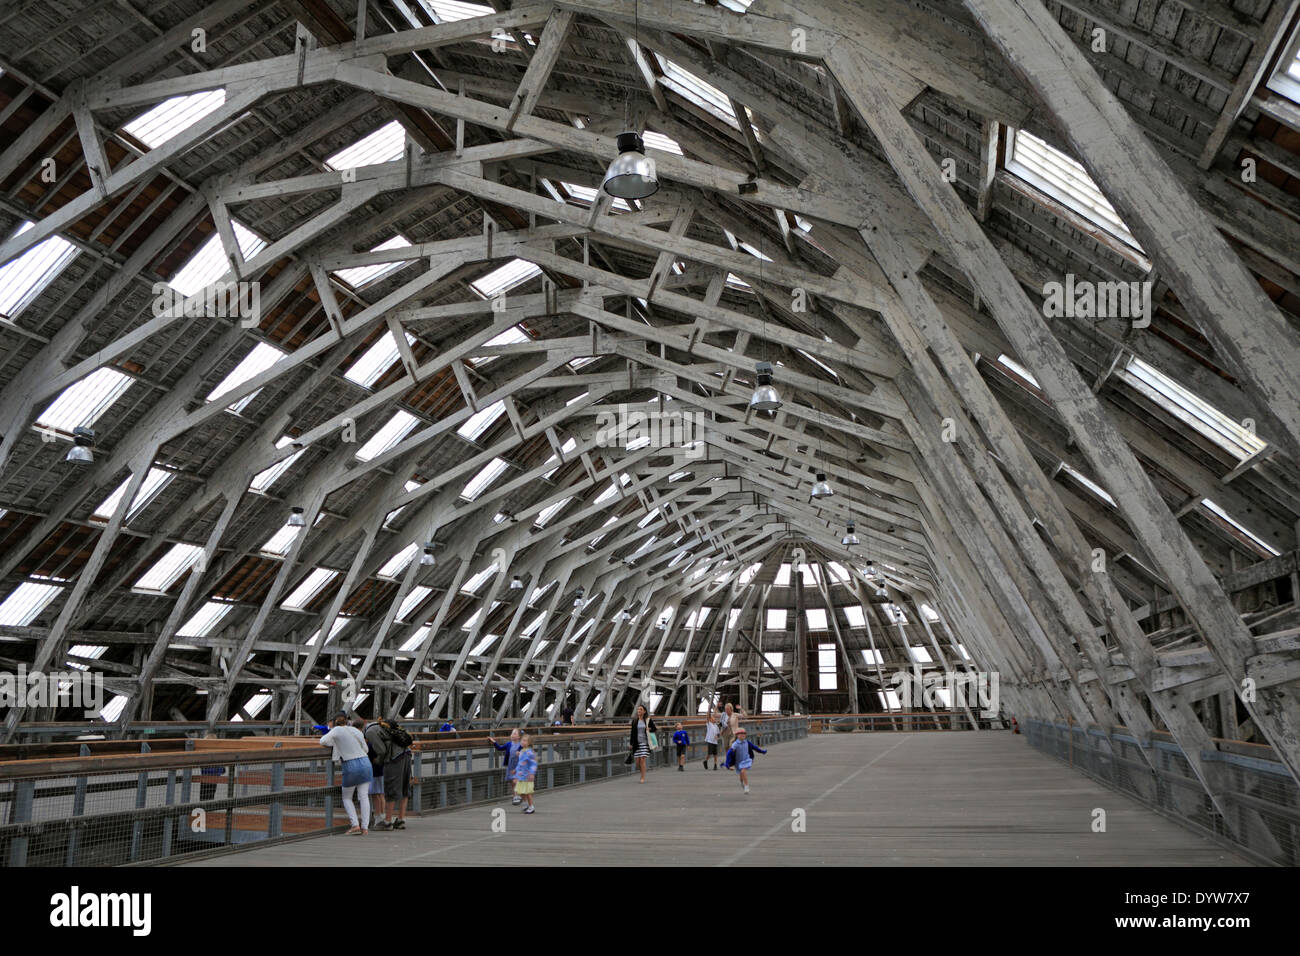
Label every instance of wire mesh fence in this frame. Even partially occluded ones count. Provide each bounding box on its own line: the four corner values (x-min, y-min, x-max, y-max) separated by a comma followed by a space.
1023, 718, 1300, 865
0, 718, 808, 866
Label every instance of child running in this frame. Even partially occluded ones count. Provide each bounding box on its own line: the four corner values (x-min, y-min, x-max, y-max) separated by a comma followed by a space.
514, 734, 538, 814
489, 728, 524, 804
672, 722, 690, 771
724, 727, 767, 794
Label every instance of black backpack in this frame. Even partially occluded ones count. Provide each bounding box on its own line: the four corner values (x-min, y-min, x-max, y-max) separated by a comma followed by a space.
383, 718, 413, 751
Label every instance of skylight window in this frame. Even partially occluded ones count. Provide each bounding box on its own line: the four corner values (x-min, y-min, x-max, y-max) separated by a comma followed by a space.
763, 652, 785, 667
37, 366, 133, 433
379, 542, 420, 579
1265, 25, 1300, 102
281, 568, 339, 610
542, 436, 579, 480
470, 633, 498, 656
558, 182, 631, 212
400, 624, 431, 652
774, 563, 792, 586
260, 525, 300, 557
1060, 462, 1115, 508
908, 644, 932, 663
397, 585, 433, 623
1201, 498, 1280, 557
178, 600, 233, 638
806, 608, 828, 630
461, 562, 500, 595
324, 120, 406, 170
761, 690, 781, 713
1120, 356, 1267, 461
535, 496, 574, 528
663, 651, 685, 668
653, 55, 738, 127
0, 580, 63, 626
522, 611, 547, 636
861, 648, 883, 666
169, 221, 266, 297
642, 130, 682, 154
135, 543, 204, 592
123, 89, 227, 148
0, 222, 78, 321
333, 235, 413, 289
470, 259, 541, 298
93, 467, 174, 522
919, 604, 940, 622
996, 353, 1041, 391
306, 617, 351, 647
817, 643, 837, 689
1005, 129, 1143, 252
421, 0, 495, 21
878, 689, 902, 711
766, 608, 787, 630
472, 325, 531, 367
355, 410, 419, 462
250, 436, 303, 493
462, 457, 510, 500
738, 562, 761, 586
206, 342, 284, 414
346, 331, 416, 389
621, 649, 640, 667
458, 400, 505, 442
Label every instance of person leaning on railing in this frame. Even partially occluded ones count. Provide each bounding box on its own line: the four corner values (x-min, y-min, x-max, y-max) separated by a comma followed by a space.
319, 712, 371, 836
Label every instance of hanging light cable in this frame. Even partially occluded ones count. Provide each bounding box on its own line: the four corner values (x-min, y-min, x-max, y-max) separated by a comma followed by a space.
602, 0, 659, 200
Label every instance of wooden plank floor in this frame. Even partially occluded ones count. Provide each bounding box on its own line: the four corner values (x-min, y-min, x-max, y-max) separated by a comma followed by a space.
186, 732, 1251, 866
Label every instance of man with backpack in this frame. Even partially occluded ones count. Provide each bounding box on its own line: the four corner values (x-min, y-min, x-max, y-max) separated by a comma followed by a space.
375, 716, 414, 829
361, 715, 392, 830
363, 715, 414, 830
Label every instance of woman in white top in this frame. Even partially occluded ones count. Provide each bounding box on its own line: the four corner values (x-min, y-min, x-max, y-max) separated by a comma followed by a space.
319, 713, 371, 835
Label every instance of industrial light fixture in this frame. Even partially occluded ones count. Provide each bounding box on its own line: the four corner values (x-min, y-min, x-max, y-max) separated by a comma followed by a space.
601, 131, 659, 200
619, 609, 632, 623
573, 586, 586, 608
510, 575, 523, 590
748, 361, 781, 413
865, 559, 876, 578
841, 521, 859, 548
875, 584, 889, 599
287, 506, 306, 527
66, 427, 94, 465
809, 471, 834, 500
420, 543, 436, 566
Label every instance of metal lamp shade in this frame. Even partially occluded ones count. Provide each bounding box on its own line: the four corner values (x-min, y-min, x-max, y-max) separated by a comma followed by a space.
287, 507, 306, 527
602, 132, 659, 200
749, 383, 782, 412
810, 472, 834, 499
67, 426, 94, 464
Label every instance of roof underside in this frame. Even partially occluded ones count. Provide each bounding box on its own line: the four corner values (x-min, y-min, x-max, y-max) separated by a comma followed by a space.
0, 0, 1298, 765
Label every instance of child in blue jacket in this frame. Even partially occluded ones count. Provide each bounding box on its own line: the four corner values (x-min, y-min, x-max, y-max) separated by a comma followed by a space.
514, 734, 538, 814
672, 723, 690, 772
724, 727, 767, 794
489, 728, 523, 804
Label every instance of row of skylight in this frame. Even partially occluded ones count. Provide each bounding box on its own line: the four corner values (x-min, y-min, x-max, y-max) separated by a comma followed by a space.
0, 222, 79, 322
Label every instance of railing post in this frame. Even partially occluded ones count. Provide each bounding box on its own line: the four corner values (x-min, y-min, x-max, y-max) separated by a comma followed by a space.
65, 742, 90, 866
8, 779, 34, 866
161, 769, 177, 859
412, 750, 423, 814
324, 761, 335, 829
269, 759, 284, 839
129, 741, 150, 862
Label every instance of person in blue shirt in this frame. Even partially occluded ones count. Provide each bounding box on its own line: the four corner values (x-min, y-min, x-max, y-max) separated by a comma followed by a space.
672, 723, 690, 772
514, 734, 538, 814
724, 727, 767, 794
489, 728, 524, 804
438, 720, 456, 733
